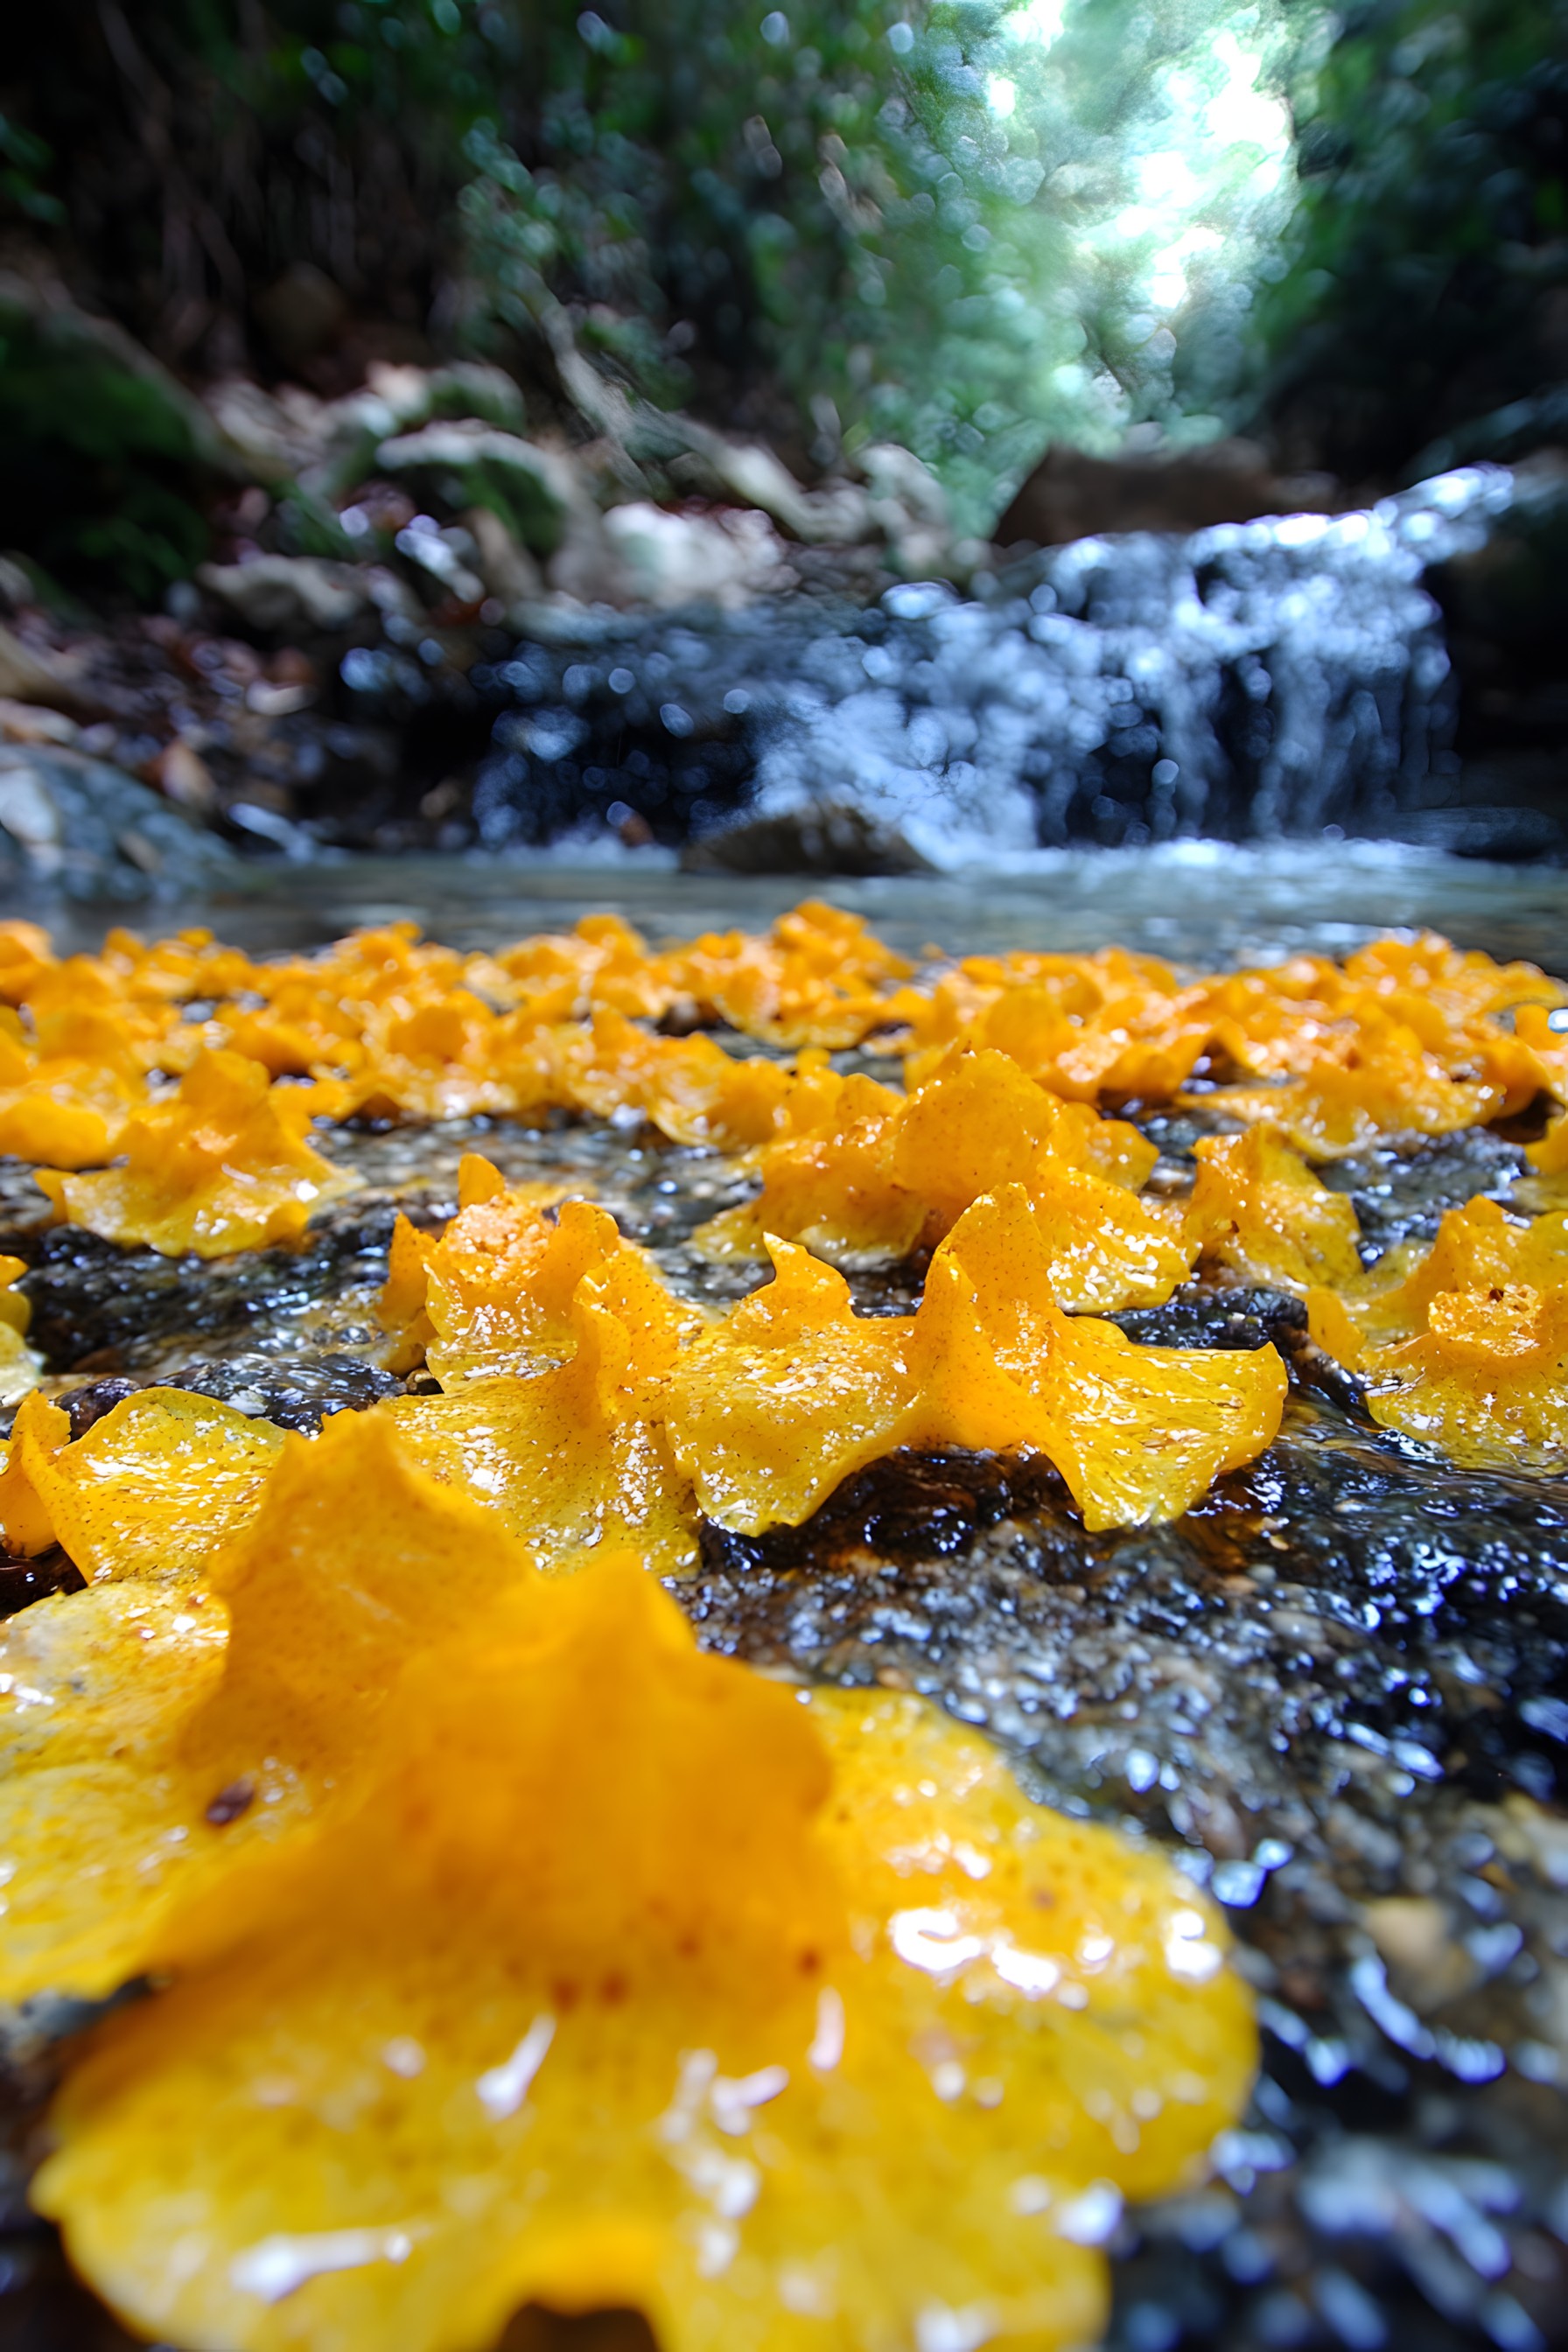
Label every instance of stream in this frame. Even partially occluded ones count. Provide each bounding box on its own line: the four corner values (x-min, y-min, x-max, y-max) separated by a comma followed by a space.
450, 464, 1545, 870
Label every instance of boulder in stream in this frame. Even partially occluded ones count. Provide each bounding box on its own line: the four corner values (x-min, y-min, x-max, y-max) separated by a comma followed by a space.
0, 746, 238, 899
993, 437, 1342, 551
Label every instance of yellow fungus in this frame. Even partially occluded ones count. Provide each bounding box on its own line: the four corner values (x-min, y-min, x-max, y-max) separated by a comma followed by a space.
35, 1560, 1254, 2352
1338, 1197, 1568, 1348
394, 1166, 702, 1387
0, 1390, 72, 1554
937, 1187, 1287, 1530
666, 1193, 1284, 1536
1358, 1282, 1568, 1471
1195, 1012, 1504, 1158
695, 1052, 1170, 1302
1187, 1127, 1363, 1292
0, 1010, 143, 1167
0, 1411, 536, 2006
35, 1051, 359, 1257
1, 1388, 284, 1578
693, 1073, 920, 1264
389, 1290, 698, 1576
1024, 1157, 1193, 1312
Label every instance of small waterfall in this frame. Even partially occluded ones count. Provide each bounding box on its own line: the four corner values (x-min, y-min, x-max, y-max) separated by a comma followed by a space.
467, 466, 1520, 868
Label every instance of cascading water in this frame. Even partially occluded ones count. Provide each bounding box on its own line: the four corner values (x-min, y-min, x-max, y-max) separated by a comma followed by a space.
466, 466, 1529, 870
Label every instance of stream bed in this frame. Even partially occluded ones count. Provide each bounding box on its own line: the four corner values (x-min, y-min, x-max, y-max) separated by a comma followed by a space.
0, 856, 1565, 2352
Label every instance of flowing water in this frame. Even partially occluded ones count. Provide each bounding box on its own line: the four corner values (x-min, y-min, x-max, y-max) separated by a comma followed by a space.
461, 466, 1534, 867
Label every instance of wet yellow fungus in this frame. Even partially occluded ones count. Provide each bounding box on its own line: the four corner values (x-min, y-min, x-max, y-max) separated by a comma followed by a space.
1304, 1197, 1568, 1466
0, 918, 56, 1002
559, 1011, 794, 1148
1193, 1011, 1505, 1158
692, 1072, 920, 1264
0, 1251, 39, 1406
0, 904, 1550, 1512
1323, 1197, 1568, 1349
390, 1290, 698, 1576
1352, 1283, 1568, 1472
1022, 1158, 1192, 1313
664, 1239, 936, 1531
0, 1390, 72, 1555
348, 990, 537, 1122
890, 1049, 1067, 1220
0, 1578, 231, 2003
659, 899, 913, 1045
666, 1193, 1284, 1535
35, 1559, 1254, 2352
0, 1388, 284, 1577
387, 1159, 701, 1386
694, 1050, 1173, 1305
0, 1010, 142, 1168
936, 1187, 1287, 1530
0, 1411, 536, 2005
1186, 1127, 1363, 1292
377, 1213, 439, 1375
35, 1051, 359, 1257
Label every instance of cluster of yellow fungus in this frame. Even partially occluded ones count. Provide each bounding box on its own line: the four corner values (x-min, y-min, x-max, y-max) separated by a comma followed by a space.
1306, 1194, 1568, 1468
0, 900, 1565, 2349
0, 904, 1558, 1508
0, 911, 1554, 1264
366, 1154, 1285, 1540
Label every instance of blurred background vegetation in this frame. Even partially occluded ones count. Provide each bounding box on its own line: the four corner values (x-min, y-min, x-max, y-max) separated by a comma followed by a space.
0, 0, 1564, 598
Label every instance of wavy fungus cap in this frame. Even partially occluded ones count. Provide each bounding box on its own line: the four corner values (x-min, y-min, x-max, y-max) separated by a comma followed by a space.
36, 1558, 1255, 2352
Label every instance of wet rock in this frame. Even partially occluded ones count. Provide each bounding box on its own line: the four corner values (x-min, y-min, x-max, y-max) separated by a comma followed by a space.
0, 624, 83, 710
993, 437, 1342, 552
375, 423, 580, 557
196, 555, 374, 636
166, 1348, 404, 1432
598, 502, 794, 610
0, 746, 235, 899
682, 797, 937, 876
0, 1548, 84, 1621
59, 1377, 141, 1438
11, 1198, 396, 1376
1427, 453, 1568, 796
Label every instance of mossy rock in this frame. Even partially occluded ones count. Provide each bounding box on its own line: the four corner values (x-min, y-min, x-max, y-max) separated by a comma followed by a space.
0, 277, 230, 605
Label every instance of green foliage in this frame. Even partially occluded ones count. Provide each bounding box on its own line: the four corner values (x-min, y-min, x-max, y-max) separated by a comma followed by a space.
0, 112, 63, 224
1247, 0, 1568, 477
0, 323, 209, 601
4, 0, 1298, 543
455, 3, 1074, 520
450, 0, 1295, 519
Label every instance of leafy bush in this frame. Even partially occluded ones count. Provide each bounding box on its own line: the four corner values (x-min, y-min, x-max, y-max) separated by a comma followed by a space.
4, 1, 1299, 542
0, 305, 212, 602
1247, 0, 1568, 479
